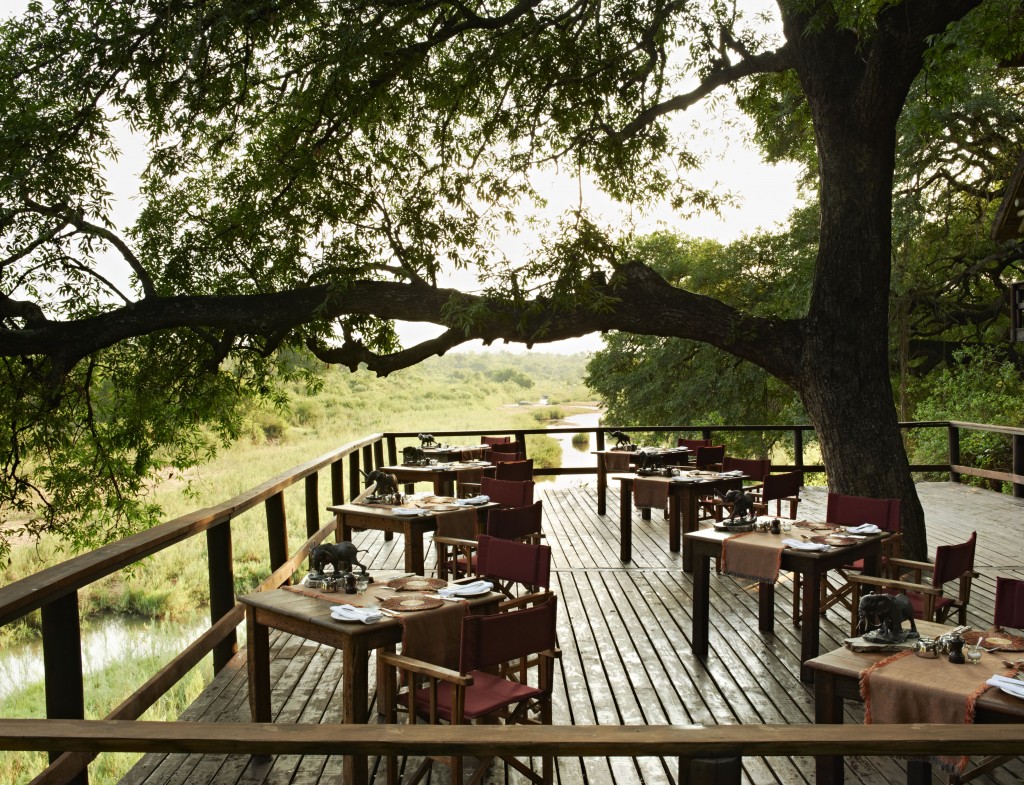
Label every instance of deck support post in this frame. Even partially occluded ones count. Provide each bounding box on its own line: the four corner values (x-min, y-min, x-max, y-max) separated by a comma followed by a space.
305, 474, 320, 537
41, 592, 87, 784
679, 756, 741, 785
207, 523, 237, 672
331, 459, 345, 506
265, 492, 289, 577
949, 424, 961, 484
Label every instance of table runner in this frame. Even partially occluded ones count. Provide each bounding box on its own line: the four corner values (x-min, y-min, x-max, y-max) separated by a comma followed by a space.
861, 649, 1008, 772
633, 477, 669, 510
720, 531, 784, 583
604, 451, 631, 472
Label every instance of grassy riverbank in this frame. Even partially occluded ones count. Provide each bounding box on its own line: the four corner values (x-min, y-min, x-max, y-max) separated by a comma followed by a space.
0, 352, 595, 785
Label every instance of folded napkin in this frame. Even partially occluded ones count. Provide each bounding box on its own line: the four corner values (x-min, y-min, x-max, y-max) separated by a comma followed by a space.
720, 470, 744, 477
438, 580, 494, 597
392, 507, 425, 516
781, 538, 830, 551
986, 675, 1024, 699
330, 604, 383, 624
846, 523, 882, 534
456, 495, 490, 506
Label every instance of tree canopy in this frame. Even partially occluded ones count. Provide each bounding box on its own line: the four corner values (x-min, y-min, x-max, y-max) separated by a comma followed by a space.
2, 0, 1023, 559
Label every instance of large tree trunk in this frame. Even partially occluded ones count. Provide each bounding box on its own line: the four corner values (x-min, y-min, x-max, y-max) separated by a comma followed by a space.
787, 7, 932, 559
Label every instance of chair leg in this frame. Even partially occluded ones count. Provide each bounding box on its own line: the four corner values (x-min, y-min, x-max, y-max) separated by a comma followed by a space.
792, 572, 802, 626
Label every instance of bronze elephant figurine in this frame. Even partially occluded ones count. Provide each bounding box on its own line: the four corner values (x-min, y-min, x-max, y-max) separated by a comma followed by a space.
311, 542, 367, 575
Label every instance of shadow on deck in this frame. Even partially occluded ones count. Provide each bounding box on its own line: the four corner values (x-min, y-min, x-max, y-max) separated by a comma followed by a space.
121, 482, 1024, 785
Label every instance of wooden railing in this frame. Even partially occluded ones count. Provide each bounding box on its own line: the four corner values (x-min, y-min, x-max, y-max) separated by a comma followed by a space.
3, 719, 1024, 785
1, 420, 1022, 785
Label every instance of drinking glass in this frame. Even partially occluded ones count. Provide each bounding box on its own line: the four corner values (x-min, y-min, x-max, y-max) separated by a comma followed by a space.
355, 574, 370, 595
781, 520, 793, 533
966, 640, 984, 665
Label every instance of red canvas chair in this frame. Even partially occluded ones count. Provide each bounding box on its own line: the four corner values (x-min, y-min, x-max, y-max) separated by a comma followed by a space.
694, 445, 725, 470
434, 501, 544, 581
381, 597, 561, 785
849, 531, 978, 634
495, 458, 534, 481
481, 435, 512, 446
676, 437, 711, 466
751, 470, 803, 520
477, 533, 552, 606
701, 457, 771, 520
793, 493, 901, 625
481, 476, 534, 507
489, 440, 527, 459
995, 577, 1024, 629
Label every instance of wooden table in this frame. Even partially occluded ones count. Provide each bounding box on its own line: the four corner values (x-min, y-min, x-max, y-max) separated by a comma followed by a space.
594, 448, 690, 516
614, 472, 742, 564
806, 621, 1024, 784
422, 445, 490, 463
378, 462, 494, 496
684, 527, 884, 683
241, 581, 500, 785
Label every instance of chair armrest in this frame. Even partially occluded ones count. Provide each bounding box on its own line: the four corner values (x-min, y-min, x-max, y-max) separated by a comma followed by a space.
498, 590, 554, 612
432, 535, 478, 548
378, 652, 473, 686
885, 556, 933, 572
846, 573, 942, 595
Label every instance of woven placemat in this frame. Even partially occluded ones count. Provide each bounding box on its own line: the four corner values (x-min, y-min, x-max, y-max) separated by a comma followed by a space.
381, 595, 444, 612
386, 576, 447, 591
963, 628, 1024, 652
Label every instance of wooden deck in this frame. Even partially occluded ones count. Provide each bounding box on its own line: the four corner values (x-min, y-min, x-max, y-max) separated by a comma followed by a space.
121, 481, 1024, 785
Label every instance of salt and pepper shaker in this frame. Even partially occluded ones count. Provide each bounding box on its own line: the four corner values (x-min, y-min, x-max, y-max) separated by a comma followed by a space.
344, 572, 357, 594
947, 632, 966, 664
770, 518, 781, 535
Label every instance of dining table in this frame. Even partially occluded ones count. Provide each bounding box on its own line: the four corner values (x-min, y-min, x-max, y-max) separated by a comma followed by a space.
684, 525, 884, 683
806, 619, 1024, 784
614, 470, 743, 564
240, 575, 501, 785
328, 498, 493, 575
593, 447, 690, 516
378, 461, 494, 497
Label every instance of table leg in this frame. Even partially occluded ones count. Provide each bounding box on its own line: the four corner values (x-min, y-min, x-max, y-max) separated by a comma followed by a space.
682, 488, 699, 573
907, 760, 932, 785
597, 455, 607, 516
758, 582, 775, 633
246, 610, 271, 723
800, 568, 822, 683
813, 670, 844, 785
668, 494, 681, 553
692, 553, 711, 658
619, 481, 633, 563
405, 525, 423, 575
342, 640, 371, 785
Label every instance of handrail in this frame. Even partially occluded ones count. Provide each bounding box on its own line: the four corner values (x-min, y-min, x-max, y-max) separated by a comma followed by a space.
2, 419, 1023, 785
3, 719, 1024, 782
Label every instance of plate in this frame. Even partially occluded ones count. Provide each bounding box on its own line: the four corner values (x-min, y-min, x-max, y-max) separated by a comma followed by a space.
713, 522, 753, 532
380, 595, 444, 612
386, 576, 447, 591
812, 534, 858, 546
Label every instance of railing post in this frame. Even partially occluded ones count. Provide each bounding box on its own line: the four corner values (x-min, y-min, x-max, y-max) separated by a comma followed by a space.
206, 522, 237, 672
265, 491, 289, 578
41, 592, 87, 784
305, 473, 320, 537
331, 459, 345, 505
373, 439, 384, 469
794, 428, 805, 471
679, 755, 741, 785
361, 444, 374, 474
349, 451, 362, 502
701, 428, 712, 441
948, 424, 961, 484
386, 435, 398, 465
1013, 433, 1024, 498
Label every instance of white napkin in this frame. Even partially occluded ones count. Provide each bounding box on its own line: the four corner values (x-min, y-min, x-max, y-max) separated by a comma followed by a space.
846, 523, 882, 534
456, 495, 490, 506
986, 675, 1024, 699
330, 604, 383, 624
437, 580, 494, 598
782, 538, 830, 551
392, 507, 424, 516
720, 470, 744, 477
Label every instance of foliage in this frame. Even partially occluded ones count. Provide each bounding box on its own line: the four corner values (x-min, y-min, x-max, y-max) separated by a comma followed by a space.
908, 346, 1023, 490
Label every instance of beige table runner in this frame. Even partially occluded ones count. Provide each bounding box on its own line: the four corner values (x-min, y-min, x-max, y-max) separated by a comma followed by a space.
720, 531, 784, 583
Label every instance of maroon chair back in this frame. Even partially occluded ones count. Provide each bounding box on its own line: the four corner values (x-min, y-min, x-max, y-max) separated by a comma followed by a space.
995, 577, 1024, 628
459, 595, 558, 673
761, 471, 803, 503
825, 493, 901, 533
481, 436, 512, 446
489, 441, 522, 453
722, 456, 771, 482
476, 533, 551, 589
694, 445, 725, 469
932, 531, 977, 588
481, 476, 535, 507
485, 501, 543, 541
491, 451, 525, 464
677, 437, 712, 450
494, 459, 533, 481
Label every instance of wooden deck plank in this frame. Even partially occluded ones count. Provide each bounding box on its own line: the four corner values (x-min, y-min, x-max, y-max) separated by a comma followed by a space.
120, 481, 1024, 785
